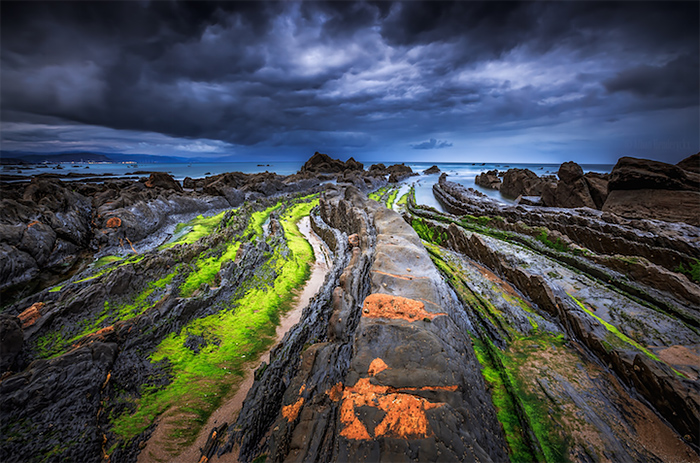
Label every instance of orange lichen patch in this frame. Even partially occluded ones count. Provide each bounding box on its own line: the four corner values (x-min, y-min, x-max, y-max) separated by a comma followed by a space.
339, 398, 372, 440
326, 382, 343, 402
372, 270, 430, 281
27, 220, 41, 228
18, 302, 44, 328
397, 384, 459, 393
102, 372, 112, 390
299, 384, 306, 394
368, 358, 389, 376
106, 217, 122, 228
362, 293, 446, 322
337, 377, 455, 441
282, 397, 305, 422
94, 326, 115, 337
373, 394, 444, 439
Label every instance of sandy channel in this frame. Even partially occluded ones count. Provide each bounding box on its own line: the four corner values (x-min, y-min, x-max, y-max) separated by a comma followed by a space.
137, 216, 332, 463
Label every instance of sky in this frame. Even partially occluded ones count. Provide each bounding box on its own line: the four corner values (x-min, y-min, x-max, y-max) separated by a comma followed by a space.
1, 1, 698, 164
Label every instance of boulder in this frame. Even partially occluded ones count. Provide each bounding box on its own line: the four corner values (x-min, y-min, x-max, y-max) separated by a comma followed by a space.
500, 168, 544, 198
145, 172, 183, 192
423, 165, 441, 175
677, 152, 700, 173
558, 161, 584, 183
475, 170, 501, 190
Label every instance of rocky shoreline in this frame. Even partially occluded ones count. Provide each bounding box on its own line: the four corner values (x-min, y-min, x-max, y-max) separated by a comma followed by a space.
1, 152, 699, 463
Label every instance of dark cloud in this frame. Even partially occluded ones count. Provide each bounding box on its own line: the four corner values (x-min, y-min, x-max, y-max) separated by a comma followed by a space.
1, 1, 698, 163
411, 139, 453, 150
604, 54, 700, 100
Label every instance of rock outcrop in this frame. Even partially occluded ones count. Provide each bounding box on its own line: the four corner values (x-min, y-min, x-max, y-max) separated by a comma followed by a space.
144, 172, 183, 192
602, 156, 700, 226
677, 152, 700, 173
214, 186, 509, 462
475, 169, 501, 190
541, 161, 597, 209
300, 152, 364, 174
500, 168, 544, 198
423, 165, 441, 175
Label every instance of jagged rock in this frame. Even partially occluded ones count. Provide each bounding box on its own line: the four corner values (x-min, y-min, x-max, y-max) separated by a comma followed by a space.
500, 168, 544, 198
219, 186, 508, 463
300, 152, 363, 174
677, 152, 700, 173
423, 165, 441, 175
145, 172, 183, 192
183, 176, 196, 189
475, 170, 501, 190
539, 162, 597, 209
387, 164, 416, 182
433, 174, 700, 275
0, 315, 23, 373
554, 164, 596, 209
0, 342, 118, 461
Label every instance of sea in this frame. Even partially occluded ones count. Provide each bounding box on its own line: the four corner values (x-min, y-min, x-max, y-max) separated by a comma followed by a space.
3, 160, 614, 212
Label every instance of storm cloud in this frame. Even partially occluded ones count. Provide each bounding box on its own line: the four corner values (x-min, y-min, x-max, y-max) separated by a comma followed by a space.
1, 1, 698, 163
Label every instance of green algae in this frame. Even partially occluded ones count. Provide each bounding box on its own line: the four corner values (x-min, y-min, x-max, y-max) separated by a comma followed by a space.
160, 210, 229, 250
676, 258, 700, 283
567, 293, 659, 362
110, 198, 317, 447
424, 240, 570, 462
48, 285, 63, 293
412, 218, 448, 246
369, 186, 399, 209
73, 255, 145, 284
94, 255, 123, 268
178, 203, 284, 298
472, 336, 540, 463
35, 270, 179, 359
385, 188, 399, 209
536, 229, 569, 253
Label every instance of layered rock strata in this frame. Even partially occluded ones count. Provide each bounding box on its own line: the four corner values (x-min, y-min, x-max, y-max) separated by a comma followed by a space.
214, 186, 509, 462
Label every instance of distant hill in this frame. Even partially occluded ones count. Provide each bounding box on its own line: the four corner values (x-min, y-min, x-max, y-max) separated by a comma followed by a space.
0, 151, 192, 164
106, 153, 191, 164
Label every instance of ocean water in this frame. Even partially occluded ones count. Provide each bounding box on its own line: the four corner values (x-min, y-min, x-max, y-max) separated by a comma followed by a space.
4, 160, 613, 211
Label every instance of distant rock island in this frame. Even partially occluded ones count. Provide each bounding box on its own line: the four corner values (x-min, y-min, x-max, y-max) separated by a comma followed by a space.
0, 151, 698, 463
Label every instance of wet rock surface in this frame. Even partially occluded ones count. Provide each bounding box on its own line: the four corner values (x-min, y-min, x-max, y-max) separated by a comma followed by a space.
2, 152, 699, 463
421, 173, 700, 459
213, 186, 508, 462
